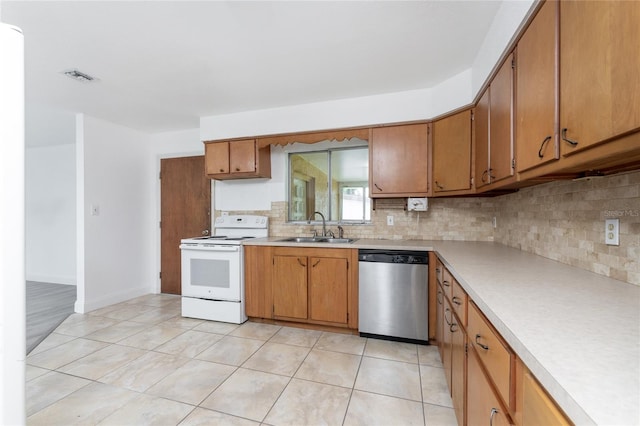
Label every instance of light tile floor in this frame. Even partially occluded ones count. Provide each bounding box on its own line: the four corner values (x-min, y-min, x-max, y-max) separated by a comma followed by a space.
26, 294, 457, 425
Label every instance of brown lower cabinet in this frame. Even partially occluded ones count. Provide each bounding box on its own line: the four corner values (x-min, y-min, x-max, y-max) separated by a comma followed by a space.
244, 245, 358, 330
435, 256, 572, 426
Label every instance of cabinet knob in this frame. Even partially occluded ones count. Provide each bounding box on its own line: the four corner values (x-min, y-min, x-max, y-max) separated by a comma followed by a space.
435, 180, 444, 190
235, 167, 240, 172
219, 169, 224, 173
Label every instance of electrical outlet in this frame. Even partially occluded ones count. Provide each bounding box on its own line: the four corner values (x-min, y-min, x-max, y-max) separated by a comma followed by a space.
605, 219, 619, 246
90, 204, 100, 216
387, 215, 394, 226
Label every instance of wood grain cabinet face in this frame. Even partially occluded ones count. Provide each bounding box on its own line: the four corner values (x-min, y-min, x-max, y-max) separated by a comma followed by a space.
370, 123, 429, 197
522, 372, 572, 426
268, 247, 355, 329
560, 0, 640, 156
204, 139, 271, 180
515, 0, 558, 173
467, 347, 512, 426
475, 55, 516, 190
432, 110, 473, 194
272, 255, 308, 320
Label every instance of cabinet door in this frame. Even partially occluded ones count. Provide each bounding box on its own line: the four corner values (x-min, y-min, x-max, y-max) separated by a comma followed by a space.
474, 90, 490, 189
442, 301, 454, 391
467, 348, 511, 426
451, 319, 466, 426
433, 110, 472, 193
205, 142, 229, 175
309, 256, 348, 324
272, 255, 308, 319
516, 0, 558, 173
436, 284, 445, 361
230, 139, 257, 174
490, 54, 515, 183
560, 1, 640, 155
370, 123, 428, 196
522, 372, 571, 426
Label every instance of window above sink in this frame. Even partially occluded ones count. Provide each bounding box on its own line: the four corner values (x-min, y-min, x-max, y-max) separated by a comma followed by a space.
287, 139, 370, 224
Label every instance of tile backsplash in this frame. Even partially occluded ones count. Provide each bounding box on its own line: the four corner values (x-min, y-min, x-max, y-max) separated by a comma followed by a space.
216, 170, 640, 286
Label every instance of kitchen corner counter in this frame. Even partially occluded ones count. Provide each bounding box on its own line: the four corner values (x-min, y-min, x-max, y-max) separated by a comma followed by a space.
243, 238, 640, 424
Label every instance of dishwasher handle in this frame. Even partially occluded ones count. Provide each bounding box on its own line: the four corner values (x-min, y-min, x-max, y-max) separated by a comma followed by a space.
358, 249, 428, 265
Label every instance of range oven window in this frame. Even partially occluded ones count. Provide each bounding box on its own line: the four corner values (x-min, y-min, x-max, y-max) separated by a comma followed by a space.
191, 259, 230, 289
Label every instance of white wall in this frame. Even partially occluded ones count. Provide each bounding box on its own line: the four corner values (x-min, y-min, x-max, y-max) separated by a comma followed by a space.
75, 114, 154, 313
25, 144, 76, 284
0, 21, 26, 426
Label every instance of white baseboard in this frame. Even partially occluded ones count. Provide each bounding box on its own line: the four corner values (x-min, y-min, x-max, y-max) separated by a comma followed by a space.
74, 285, 152, 314
27, 274, 76, 285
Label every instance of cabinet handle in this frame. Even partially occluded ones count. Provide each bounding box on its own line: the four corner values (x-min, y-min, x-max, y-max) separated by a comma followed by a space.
489, 408, 499, 426
538, 135, 552, 158
444, 308, 452, 326
374, 183, 382, 192
488, 168, 495, 180
297, 258, 306, 267
561, 128, 579, 146
452, 296, 462, 306
443, 280, 450, 287
437, 290, 443, 305
475, 333, 489, 350
436, 267, 441, 274
312, 259, 321, 267
481, 170, 489, 183
235, 167, 240, 172
435, 180, 444, 190
219, 169, 224, 173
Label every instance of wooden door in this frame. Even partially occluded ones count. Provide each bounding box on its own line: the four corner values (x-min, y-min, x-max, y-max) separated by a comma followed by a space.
309, 256, 348, 324
370, 124, 429, 196
160, 156, 211, 294
474, 90, 490, 189
515, 0, 558, 173
489, 54, 515, 183
229, 139, 257, 174
205, 142, 229, 175
522, 372, 571, 426
432, 110, 472, 192
560, 1, 640, 155
442, 301, 454, 391
273, 255, 308, 319
436, 285, 445, 361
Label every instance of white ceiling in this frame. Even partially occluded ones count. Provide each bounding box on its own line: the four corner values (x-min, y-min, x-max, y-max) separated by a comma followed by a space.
3, 1, 504, 134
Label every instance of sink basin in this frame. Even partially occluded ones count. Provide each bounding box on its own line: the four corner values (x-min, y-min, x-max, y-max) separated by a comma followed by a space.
278, 237, 357, 244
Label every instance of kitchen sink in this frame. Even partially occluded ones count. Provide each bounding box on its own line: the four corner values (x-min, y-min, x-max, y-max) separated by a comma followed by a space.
278, 237, 357, 244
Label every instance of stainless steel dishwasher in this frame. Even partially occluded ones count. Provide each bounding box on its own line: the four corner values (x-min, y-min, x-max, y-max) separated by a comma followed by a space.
358, 249, 429, 344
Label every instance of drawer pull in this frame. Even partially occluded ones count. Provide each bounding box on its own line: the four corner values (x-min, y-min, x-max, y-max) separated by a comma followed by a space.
443, 280, 451, 287
475, 333, 489, 350
489, 408, 499, 426
452, 296, 462, 306
538, 135, 552, 158
297, 258, 307, 267
437, 290, 443, 305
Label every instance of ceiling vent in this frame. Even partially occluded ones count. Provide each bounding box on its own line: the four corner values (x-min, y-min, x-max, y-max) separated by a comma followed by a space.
61, 69, 98, 83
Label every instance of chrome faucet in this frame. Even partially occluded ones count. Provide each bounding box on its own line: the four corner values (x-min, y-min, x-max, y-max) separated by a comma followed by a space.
308, 211, 327, 237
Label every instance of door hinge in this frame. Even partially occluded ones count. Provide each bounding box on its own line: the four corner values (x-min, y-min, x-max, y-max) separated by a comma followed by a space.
471, 111, 475, 121
465, 342, 468, 354
511, 58, 516, 69
159, 271, 162, 279
512, 158, 516, 169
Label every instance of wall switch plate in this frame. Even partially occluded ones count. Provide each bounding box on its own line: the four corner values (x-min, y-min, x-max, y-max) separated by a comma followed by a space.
90, 204, 100, 216
605, 219, 619, 246
387, 215, 394, 226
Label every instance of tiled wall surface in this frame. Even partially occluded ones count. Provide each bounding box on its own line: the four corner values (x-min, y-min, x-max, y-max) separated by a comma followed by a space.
494, 171, 640, 286
216, 171, 640, 285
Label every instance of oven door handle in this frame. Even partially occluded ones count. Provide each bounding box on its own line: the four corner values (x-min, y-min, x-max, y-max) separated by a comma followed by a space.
180, 244, 240, 252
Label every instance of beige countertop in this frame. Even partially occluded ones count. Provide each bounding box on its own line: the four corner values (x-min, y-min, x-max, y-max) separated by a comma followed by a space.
244, 237, 640, 424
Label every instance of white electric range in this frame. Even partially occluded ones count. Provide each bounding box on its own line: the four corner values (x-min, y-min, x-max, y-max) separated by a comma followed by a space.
179, 214, 268, 323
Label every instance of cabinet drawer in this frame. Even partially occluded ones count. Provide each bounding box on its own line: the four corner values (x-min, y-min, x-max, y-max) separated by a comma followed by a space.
468, 302, 514, 410
451, 279, 467, 327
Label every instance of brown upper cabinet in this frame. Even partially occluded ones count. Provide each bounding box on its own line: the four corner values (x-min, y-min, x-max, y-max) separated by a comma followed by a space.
475, 54, 516, 191
559, 0, 640, 157
432, 109, 473, 195
370, 123, 429, 197
515, 0, 558, 175
204, 139, 271, 180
